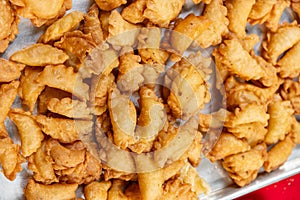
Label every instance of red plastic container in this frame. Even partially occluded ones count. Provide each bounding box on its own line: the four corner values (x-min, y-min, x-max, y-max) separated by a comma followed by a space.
236, 173, 300, 200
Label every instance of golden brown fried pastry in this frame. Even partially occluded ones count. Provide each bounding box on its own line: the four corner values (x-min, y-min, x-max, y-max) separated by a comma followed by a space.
18, 67, 45, 112
0, 81, 19, 126
122, 0, 147, 24
28, 141, 58, 184
162, 178, 198, 200
166, 58, 210, 119
107, 180, 130, 200
24, 179, 78, 200
0, 58, 25, 82
196, 0, 229, 48
264, 133, 296, 172
38, 86, 72, 114
263, 22, 300, 64
143, 0, 184, 28
54, 30, 96, 69
37, 65, 89, 100
84, 181, 112, 200
0, 137, 24, 180
0, 0, 19, 53
280, 79, 300, 114
39, 11, 84, 43
10, 44, 69, 66
225, 0, 255, 38
11, 0, 71, 27
265, 0, 290, 32
171, 14, 210, 54
8, 109, 44, 157
108, 86, 136, 149
291, 117, 300, 144
138, 169, 164, 200
213, 38, 275, 87
265, 99, 294, 145
224, 104, 269, 128
103, 165, 137, 182
248, 0, 277, 25
179, 162, 209, 195
81, 4, 104, 45
277, 41, 300, 78
222, 144, 266, 187
292, 1, 300, 18
35, 115, 93, 143
47, 97, 92, 119
117, 51, 144, 93
207, 133, 250, 162
131, 87, 165, 153
90, 73, 115, 115
224, 76, 280, 109
248, 0, 290, 32
108, 10, 140, 47
95, 0, 127, 11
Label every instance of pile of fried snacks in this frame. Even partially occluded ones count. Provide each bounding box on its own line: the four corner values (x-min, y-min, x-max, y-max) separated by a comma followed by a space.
1, 0, 300, 199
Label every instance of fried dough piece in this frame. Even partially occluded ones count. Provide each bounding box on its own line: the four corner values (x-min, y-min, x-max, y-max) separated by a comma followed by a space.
0, 0, 19, 53
10, 44, 69, 66
103, 165, 137, 182
223, 144, 266, 187
196, 0, 229, 48
81, 4, 104, 45
90, 73, 115, 115
47, 139, 85, 169
143, 0, 184, 28
0, 81, 19, 125
0, 58, 25, 82
107, 180, 129, 200
27, 141, 58, 184
263, 22, 300, 64
265, 99, 294, 145
130, 87, 166, 153
264, 133, 296, 172
0, 137, 24, 181
38, 87, 72, 114
79, 43, 119, 79
225, 0, 255, 38
39, 11, 84, 43
95, 0, 127, 11
213, 38, 274, 86
108, 86, 136, 149
280, 79, 300, 114
171, 14, 210, 54
18, 67, 45, 112
52, 142, 102, 184
24, 179, 78, 200
179, 162, 209, 195
37, 65, 89, 100
117, 52, 144, 93
8, 109, 44, 157
11, 0, 71, 27
54, 31, 96, 69
227, 122, 267, 147
108, 10, 140, 47
84, 181, 112, 200
224, 76, 280, 109
291, 117, 300, 144
122, 0, 146, 24
166, 58, 210, 119
35, 115, 93, 143
224, 104, 269, 128
265, 0, 290, 32
248, 0, 289, 32
292, 1, 300, 18
47, 97, 92, 119
248, 0, 277, 24
207, 133, 250, 162
162, 178, 198, 200
277, 41, 300, 78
